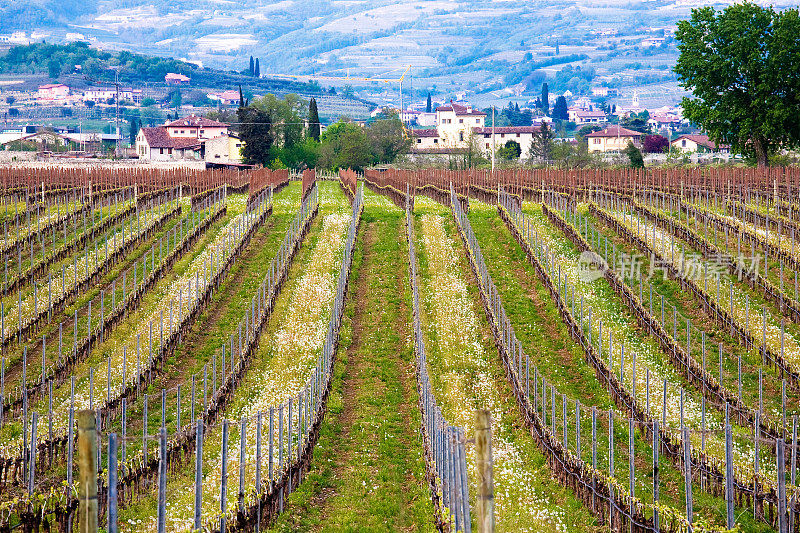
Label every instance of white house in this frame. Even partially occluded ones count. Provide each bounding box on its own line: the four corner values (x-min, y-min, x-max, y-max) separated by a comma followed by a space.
37, 84, 70, 101
585, 125, 642, 153
207, 90, 240, 106
568, 108, 607, 125
204, 133, 244, 164
474, 125, 541, 159
435, 102, 486, 148
165, 73, 190, 85
136, 128, 202, 161
164, 116, 228, 140
82, 88, 143, 104
411, 129, 441, 150
641, 37, 666, 48
648, 113, 684, 132
416, 112, 437, 127
136, 115, 229, 161
671, 134, 730, 154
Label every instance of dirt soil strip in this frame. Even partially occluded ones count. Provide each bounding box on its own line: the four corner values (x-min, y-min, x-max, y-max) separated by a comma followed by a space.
269, 212, 434, 532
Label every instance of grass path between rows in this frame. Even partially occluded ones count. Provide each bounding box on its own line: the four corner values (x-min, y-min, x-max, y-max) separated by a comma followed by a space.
268, 190, 434, 532
412, 197, 595, 532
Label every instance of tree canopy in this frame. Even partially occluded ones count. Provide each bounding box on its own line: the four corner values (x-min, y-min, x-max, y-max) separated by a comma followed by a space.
552, 96, 568, 121
529, 123, 554, 161
674, 2, 800, 167
237, 105, 273, 166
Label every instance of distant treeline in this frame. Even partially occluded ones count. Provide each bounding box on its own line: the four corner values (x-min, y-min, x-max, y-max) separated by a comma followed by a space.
0, 42, 322, 95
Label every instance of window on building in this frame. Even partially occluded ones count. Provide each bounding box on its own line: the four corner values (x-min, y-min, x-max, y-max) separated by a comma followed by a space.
168, 148, 173, 154
476, 119, 480, 124
593, 138, 601, 144
433, 138, 438, 144
180, 130, 185, 134
160, 148, 164, 154
486, 143, 490, 149
459, 132, 464, 142
516, 133, 520, 137
459, 119, 463, 124
417, 138, 422, 143
200, 130, 204, 135
501, 134, 505, 138
681, 140, 686, 147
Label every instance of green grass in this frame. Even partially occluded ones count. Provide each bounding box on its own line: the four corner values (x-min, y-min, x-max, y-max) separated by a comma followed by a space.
410, 196, 598, 532
583, 207, 796, 423
269, 190, 434, 532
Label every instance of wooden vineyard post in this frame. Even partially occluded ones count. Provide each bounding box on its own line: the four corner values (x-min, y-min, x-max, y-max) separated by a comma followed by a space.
475, 409, 495, 533
77, 409, 98, 533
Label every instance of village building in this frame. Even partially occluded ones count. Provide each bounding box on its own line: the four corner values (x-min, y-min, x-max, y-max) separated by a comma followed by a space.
670, 134, 730, 154
204, 133, 244, 164
435, 102, 486, 148
591, 87, 619, 97
135, 115, 229, 161
37, 84, 70, 101
569, 108, 607, 125
585, 125, 642, 153
165, 73, 190, 85
411, 129, 440, 151
474, 125, 541, 158
207, 90, 241, 106
82, 87, 143, 104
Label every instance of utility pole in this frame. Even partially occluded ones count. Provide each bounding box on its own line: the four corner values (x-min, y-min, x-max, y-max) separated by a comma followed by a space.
491, 106, 496, 173
114, 68, 121, 158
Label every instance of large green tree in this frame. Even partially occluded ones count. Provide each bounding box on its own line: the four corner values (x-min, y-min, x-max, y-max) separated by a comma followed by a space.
318, 121, 372, 170
367, 110, 411, 164
674, 3, 800, 167
250, 93, 305, 151
529, 122, 554, 161
237, 105, 273, 166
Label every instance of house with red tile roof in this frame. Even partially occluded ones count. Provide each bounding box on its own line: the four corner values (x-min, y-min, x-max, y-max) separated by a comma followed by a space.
585, 125, 643, 153
165, 73, 190, 85
135, 115, 231, 161
670, 134, 730, 154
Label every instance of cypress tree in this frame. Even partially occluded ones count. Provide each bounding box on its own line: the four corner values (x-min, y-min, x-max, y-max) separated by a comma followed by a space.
426, 93, 432, 113
249, 56, 254, 75
308, 97, 320, 141
541, 82, 550, 115
238, 85, 245, 108
129, 118, 139, 146
254, 58, 260, 78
